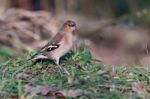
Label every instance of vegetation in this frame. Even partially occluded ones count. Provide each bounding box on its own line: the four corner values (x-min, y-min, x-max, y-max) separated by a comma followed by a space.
0, 0, 150, 99
0, 45, 149, 99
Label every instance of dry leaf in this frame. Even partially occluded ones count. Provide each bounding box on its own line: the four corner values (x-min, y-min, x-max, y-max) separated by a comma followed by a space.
23, 84, 60, 95
23, 84, 65, 98
95, 70, 108, 75
23, 84, 92, 98
110, 71, 120, 79
67, 75, 73, 83
16, 72, 32, 80
132, 82, 147, 95
123, 67, 134, 77
59, 89, 91, 98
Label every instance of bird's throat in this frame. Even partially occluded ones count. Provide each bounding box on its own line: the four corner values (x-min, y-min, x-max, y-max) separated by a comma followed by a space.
63, 33, 73, 44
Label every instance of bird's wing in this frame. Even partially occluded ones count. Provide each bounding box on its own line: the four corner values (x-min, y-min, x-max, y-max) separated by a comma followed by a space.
41, 33, 63, 52
29, 33, 63, 60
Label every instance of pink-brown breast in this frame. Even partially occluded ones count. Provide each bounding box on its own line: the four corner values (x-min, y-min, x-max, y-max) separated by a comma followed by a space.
45, 32, 73, 60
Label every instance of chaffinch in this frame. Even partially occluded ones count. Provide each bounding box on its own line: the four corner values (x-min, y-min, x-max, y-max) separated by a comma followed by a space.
30, 20, 77, 74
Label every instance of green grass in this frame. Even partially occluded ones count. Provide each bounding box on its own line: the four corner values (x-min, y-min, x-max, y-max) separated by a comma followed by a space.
0, 46, 150, 99
0, 45, 18, 63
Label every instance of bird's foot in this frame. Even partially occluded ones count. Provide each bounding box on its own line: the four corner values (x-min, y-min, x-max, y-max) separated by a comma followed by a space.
60, 63, 65, 67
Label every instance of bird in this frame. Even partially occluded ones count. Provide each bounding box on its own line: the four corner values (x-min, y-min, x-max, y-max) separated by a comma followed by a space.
29, 20, 77, 74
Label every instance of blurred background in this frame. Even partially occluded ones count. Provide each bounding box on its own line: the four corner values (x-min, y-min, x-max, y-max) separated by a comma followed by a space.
0, 0, 150, 66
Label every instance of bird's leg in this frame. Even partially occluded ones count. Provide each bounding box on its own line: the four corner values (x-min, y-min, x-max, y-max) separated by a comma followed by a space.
60, 64, 70, 75
54, 59, 63, 72
55, 59, 70, 75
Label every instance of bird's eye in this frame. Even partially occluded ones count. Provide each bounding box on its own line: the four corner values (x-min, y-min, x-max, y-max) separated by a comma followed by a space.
68, 24, 75, 27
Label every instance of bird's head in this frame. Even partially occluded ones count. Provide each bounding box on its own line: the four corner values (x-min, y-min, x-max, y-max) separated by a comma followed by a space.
60, 20, 76, 34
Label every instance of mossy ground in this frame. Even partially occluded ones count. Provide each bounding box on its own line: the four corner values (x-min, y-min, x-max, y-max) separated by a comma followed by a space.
0, 45, 150, 99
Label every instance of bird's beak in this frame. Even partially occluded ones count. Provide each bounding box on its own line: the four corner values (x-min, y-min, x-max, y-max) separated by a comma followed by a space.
71, 27, 76, 30
73, 28, 78, 34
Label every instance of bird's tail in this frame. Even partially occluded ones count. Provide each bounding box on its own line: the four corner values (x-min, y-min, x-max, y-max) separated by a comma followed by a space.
28, 41, 55, 61
30, 54, 48, 61
28, 47, 46, 61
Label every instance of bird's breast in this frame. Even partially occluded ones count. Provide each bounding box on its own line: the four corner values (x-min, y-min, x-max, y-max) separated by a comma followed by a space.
48, 39, 73, 59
